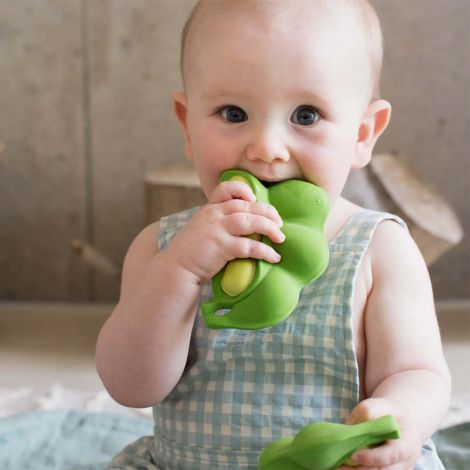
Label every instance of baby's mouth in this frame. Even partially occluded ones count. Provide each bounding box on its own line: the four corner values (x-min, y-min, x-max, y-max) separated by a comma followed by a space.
259, 180, 276, 188
258, 179, 286, 188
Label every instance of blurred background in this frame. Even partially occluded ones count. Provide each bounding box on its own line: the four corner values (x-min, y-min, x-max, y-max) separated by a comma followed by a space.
0, 0, 468, 302
0, 0, 469, 416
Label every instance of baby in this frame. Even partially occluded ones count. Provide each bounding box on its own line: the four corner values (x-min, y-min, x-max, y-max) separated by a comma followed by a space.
96, 1, 451, 468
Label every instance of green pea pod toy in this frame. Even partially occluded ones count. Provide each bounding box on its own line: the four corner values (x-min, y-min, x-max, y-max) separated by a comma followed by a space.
259, 415, 401, 470
201, 169, 329, 330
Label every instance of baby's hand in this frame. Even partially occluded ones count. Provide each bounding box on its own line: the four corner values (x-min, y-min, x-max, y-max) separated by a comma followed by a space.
338, 398, 422, 470
165, 179, 284, 284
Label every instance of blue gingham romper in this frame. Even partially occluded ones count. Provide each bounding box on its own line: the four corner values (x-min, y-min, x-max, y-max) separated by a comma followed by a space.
109, 207, 444, 469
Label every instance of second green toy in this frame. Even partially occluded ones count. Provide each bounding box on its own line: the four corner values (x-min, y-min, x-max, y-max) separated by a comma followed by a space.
259, 415, 401, 470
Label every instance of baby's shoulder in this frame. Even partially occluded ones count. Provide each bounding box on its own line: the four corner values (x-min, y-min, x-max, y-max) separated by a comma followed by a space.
124, 221, 161, 264
368, 216, 427, 278
335, 199, 410, 246
370, 216, 413, 254
335, 199, 426, 282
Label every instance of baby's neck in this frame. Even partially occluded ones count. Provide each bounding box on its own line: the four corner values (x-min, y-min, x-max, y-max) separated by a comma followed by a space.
325, 197, 362, 242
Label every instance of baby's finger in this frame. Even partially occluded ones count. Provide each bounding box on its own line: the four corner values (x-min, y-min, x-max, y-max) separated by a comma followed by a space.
223, 199, 283, 226
209, 180, 256, 204
227, 212, 285, 244
350, 439, 412, 468
335, 466, 368, 470
346, 464, 411, 470
231, 235, 281, 264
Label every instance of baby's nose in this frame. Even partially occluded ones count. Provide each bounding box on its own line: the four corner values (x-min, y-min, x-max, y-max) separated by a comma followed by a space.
246, 123, 290, 163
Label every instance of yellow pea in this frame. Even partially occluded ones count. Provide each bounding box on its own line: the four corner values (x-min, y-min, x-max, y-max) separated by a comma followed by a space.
229, 175, 251, 185
221, 226, 262, 296
221, 258, 257, 296
221, 175, 261, 296
344, 458, 360, 467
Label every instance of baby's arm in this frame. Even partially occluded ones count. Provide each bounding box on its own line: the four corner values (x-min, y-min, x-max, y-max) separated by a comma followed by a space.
344, 221, 451, 469
95, 180, 284, 408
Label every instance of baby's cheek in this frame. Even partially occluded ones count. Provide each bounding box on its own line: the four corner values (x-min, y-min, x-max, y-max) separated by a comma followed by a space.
195, 169, 219, 199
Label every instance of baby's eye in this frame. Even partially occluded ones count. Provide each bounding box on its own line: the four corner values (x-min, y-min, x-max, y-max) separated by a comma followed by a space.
218, 105, 248, 123
291, 105, 320, 126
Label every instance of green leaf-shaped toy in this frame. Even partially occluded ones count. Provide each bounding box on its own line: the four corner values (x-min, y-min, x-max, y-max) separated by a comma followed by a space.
259, 415, 401, 470
201, 169, 330, 330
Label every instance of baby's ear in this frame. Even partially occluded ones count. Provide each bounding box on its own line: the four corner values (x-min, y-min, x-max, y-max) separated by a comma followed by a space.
173, 91, 193, 160
353, 99, 392, 169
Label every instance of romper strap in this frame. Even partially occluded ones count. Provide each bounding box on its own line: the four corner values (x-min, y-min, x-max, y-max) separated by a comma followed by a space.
157, 206, 200, 251
331, 209, 407, 252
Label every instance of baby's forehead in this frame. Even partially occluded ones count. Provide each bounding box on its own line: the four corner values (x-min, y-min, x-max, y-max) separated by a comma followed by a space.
181, 0, 381, 100
185, 0, 369, 48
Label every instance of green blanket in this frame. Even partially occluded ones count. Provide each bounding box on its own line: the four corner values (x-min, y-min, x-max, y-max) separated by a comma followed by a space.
433, 423, 470, 470
0, 411, 467, 469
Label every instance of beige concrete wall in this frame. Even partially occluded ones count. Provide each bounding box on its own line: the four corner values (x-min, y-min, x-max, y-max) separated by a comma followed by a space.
0, 0, 468, 301
0, 1, 89, 300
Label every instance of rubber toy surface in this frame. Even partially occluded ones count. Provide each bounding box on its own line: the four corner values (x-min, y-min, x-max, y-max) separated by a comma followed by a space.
258, 415, 401, 470
201, 169, 330, 330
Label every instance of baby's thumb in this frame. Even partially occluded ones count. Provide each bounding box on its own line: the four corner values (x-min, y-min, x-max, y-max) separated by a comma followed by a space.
209, 180, 256, 204
346, 397, 387, 425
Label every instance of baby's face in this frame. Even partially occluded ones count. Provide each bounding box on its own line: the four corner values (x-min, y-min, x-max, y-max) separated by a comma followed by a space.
177, 2, 375, 202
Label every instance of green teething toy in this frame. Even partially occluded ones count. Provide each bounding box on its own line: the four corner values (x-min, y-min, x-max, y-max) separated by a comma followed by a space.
201, 169, 330, 330
259, 415, 401, 470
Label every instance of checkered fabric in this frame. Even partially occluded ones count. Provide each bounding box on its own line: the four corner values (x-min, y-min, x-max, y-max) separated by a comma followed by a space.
109, 207, 444, 470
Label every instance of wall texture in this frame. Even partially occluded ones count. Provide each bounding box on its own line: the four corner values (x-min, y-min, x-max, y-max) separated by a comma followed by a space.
0, 0, 468, 301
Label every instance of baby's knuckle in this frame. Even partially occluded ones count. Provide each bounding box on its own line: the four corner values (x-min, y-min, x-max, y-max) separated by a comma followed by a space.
202, 203, 220, 220
255, 202, 270, 218
233, 237, 252, 258
236, 212, 253, 230
240, 200, 252, 213
247, 239, 262, 258
224, 212, 239, 231
229, 198, 249, 213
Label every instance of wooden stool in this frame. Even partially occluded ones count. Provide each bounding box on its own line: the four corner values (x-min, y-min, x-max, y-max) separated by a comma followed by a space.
345, 153, 463, 266
144, 161, 206, 225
